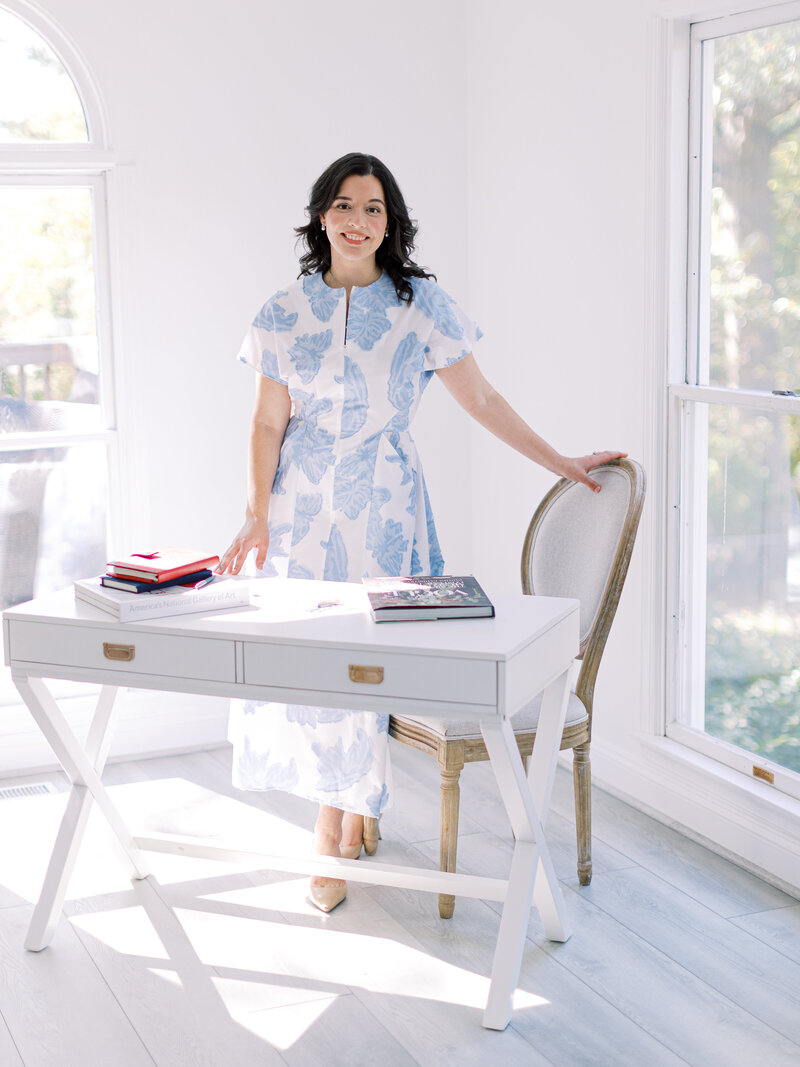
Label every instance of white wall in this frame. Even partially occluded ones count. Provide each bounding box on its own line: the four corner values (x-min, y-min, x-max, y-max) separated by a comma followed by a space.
5, 0, 799, 893
463, 0, 652, 863
465, 0, 649, 597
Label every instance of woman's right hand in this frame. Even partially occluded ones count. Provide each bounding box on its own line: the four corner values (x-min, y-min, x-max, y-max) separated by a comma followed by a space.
217, 514, 271, 575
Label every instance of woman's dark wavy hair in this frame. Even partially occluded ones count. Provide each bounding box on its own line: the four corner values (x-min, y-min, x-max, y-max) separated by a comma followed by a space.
295, 152, 434, 304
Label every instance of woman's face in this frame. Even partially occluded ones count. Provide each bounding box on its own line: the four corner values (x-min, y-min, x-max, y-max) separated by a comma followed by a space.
320, 173, 388, 268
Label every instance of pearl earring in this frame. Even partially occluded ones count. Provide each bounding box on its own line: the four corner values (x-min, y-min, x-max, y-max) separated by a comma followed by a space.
321, 222, 326, 231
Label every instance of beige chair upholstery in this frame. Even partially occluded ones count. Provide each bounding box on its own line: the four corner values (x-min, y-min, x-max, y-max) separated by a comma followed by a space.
371, 458, 646, 918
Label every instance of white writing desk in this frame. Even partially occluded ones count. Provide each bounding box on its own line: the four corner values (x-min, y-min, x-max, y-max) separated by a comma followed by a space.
2, 577, 579, 1031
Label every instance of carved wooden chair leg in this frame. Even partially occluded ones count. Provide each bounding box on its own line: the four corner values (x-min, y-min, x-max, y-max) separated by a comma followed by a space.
438, 740, 466, 918
573, 740, 592, 885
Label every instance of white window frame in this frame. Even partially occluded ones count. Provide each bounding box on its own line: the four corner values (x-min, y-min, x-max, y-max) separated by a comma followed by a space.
0, 1, 124, 710
665, 0, 800, 802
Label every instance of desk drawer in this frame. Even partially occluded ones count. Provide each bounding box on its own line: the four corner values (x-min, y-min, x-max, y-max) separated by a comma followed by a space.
242, 642, 496, 705
9, 621, 235, 683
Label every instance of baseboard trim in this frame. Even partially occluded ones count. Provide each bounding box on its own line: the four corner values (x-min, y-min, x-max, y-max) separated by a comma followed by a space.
584, 732, 800, 898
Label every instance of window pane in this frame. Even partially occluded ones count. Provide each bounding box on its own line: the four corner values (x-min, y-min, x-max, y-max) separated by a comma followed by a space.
0, 440, 108, 706
0, 10, 87, 142
709, 21, 800, 390
0, 185, 103, 431
0, 440, 107, 610
705, 404, 800, 773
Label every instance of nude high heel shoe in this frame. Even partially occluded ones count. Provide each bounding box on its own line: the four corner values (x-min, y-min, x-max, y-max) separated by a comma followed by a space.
308, 881, 347, 913
363, 816, 381, 855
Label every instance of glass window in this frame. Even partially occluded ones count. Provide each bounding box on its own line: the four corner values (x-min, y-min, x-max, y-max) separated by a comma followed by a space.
704, 404, 800, 774
672, 8, 800, 797
0, 184, 103, 429
0, 8, 113, 712
707, 22, 800, 391
0, 8, 87, 143
0, 442, 108, 609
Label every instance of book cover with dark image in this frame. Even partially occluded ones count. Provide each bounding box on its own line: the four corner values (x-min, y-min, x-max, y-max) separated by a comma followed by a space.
363, 576, 495, 621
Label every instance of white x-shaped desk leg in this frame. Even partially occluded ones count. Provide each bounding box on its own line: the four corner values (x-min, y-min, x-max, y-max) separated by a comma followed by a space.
480, 668, 572, 1030
15, 665, 572, 1030
13, 675, 149, 951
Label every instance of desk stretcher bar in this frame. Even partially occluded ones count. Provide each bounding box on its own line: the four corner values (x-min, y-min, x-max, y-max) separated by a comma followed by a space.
134, 833, 509, 900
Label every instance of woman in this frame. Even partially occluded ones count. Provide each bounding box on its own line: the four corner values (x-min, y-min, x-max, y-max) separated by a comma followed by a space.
219, 152, 624, 913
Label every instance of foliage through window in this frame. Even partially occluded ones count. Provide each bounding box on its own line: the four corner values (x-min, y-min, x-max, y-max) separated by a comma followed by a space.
0, 8, 87, 142
673, 8, 800, 790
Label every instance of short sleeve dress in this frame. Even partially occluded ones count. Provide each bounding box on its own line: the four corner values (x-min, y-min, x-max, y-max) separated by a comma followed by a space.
228, 270, 481, 817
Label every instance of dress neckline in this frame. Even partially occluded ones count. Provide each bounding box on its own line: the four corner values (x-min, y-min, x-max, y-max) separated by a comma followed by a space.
320, 270, 386, 294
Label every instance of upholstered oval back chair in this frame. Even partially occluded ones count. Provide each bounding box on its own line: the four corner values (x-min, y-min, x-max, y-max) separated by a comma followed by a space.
371, 458, 646, 918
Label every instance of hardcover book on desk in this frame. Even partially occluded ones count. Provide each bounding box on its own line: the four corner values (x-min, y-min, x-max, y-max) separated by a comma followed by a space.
100, 569, 213, 593
363, 575, 495, 622
106, 547, 220, 583
74, 576, 251, 621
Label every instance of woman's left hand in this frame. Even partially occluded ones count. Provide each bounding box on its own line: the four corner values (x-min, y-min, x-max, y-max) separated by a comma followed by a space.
559, 451, 628, 493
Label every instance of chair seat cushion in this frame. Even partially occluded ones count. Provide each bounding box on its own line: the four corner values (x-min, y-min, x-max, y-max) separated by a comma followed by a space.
392, 690, 588, 742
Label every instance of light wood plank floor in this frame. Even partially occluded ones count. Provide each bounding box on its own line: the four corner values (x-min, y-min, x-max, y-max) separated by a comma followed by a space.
0, 740, 798, 1067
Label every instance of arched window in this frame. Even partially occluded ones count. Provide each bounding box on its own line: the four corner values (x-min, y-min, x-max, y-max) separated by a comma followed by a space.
0, 7, 88, 142
0, 4, 116, 695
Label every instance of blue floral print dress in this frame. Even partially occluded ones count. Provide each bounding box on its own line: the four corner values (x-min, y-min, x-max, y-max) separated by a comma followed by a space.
228, 270, 481, 816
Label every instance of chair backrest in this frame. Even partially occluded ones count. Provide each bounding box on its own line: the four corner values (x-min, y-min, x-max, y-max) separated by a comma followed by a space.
520, 459, 646, 716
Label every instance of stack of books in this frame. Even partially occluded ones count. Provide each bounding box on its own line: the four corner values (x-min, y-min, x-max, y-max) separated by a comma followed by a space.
75, 547, 251, 621
102, 548, 221, 591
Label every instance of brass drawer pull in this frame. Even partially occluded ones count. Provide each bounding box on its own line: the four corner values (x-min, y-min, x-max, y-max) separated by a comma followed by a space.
349, 664, 384, 685
103, 642, 135, 662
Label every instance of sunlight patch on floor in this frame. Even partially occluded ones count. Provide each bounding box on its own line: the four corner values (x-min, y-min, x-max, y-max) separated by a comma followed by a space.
0, 776, 316, 904
68, 887, 548, 1041
69, 903, 171, 959
175, 895, 550, 1012
209, 973, 336, 1013
231, 993, 338, 1050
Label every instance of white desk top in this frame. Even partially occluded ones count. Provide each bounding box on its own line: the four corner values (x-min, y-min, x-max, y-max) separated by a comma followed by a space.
4, 578, 579, 663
